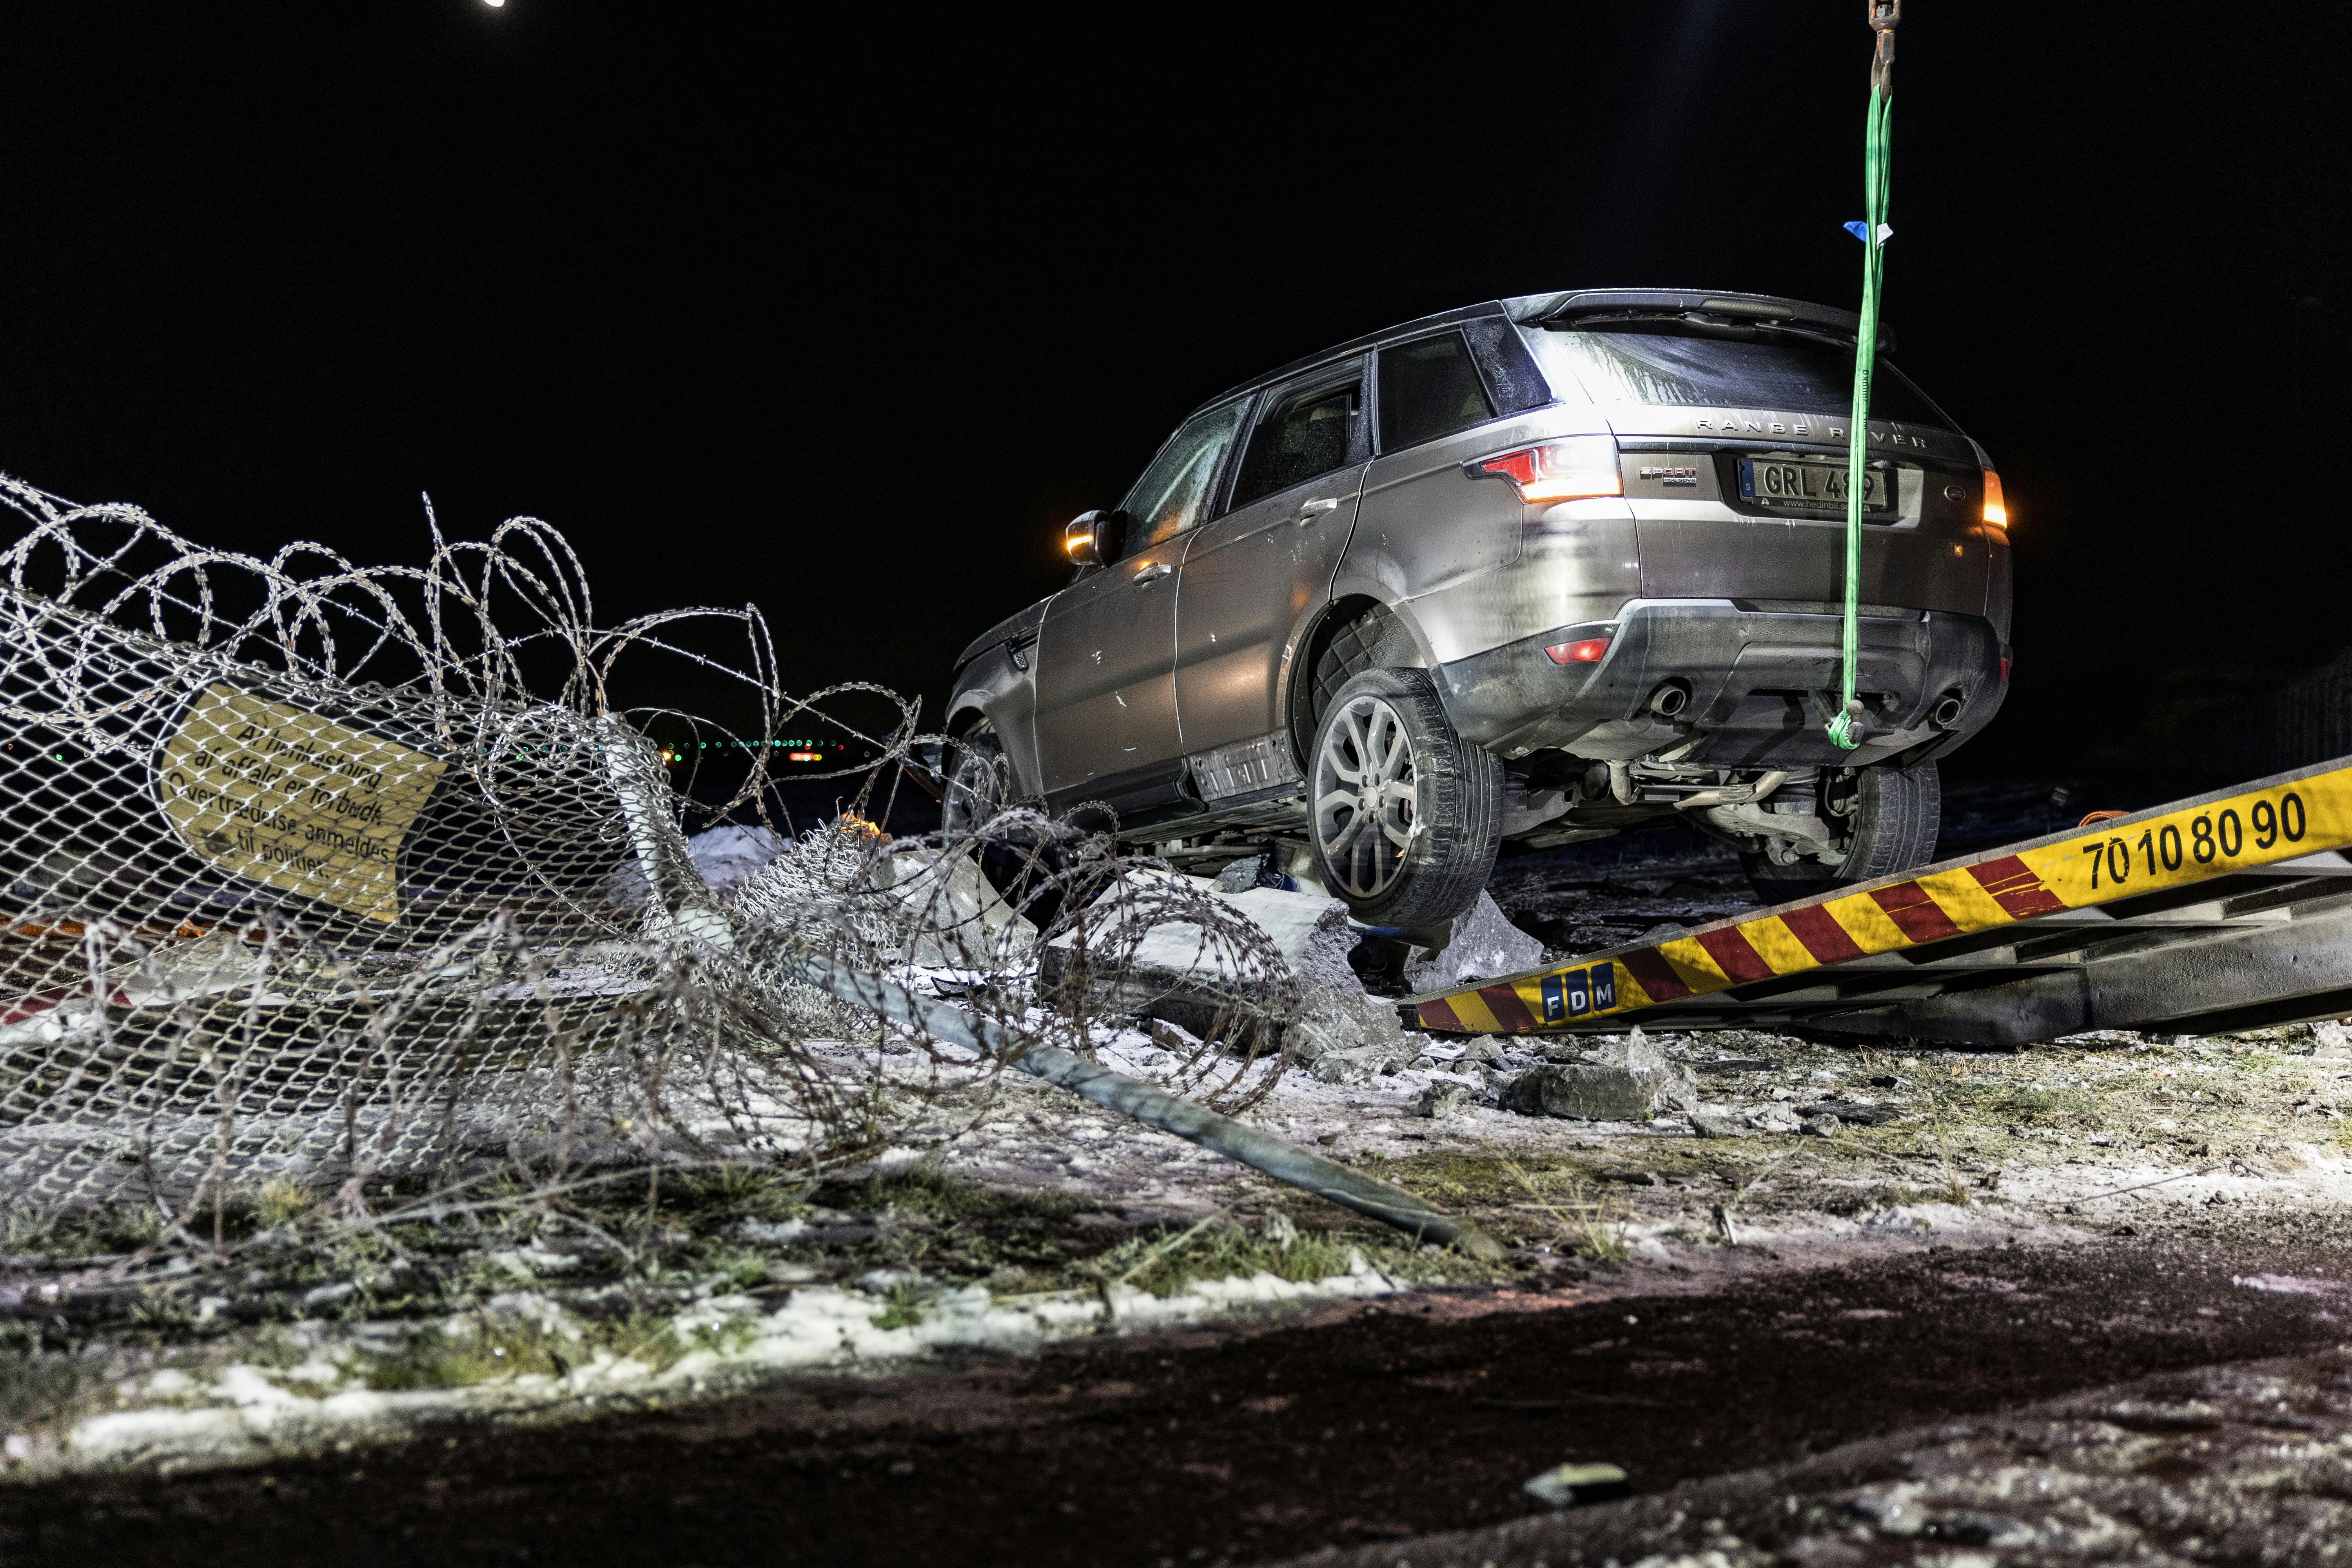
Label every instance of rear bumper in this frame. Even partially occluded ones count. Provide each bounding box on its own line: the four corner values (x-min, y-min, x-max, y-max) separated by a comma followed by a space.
1434, 597, 2006, 768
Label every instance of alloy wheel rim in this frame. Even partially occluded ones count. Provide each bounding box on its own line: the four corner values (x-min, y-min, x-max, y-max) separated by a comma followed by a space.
1312, 694, 1418, 898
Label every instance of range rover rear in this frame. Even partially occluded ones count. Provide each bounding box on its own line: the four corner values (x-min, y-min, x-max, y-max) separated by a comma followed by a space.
942, 288, 2011, 926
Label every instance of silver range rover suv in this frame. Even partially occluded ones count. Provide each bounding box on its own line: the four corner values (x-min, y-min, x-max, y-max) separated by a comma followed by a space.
943, 289, 2012, 927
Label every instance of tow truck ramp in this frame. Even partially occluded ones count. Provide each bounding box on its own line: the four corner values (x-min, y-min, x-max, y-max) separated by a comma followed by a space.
1409, 758, 2352, 1047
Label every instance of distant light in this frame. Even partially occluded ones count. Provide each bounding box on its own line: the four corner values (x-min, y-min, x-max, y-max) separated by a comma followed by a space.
484, 0, 506, 8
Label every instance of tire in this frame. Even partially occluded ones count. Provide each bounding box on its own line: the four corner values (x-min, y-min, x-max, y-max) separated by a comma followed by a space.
940, 722, 1013, 837
1740, 760, 1941, 902
1308, 667, 1502, 927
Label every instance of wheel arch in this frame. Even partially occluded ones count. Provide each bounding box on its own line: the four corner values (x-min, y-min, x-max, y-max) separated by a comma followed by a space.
944, 661, 1041, 796
1282, 593, 1438, 767
943, 695, 991, 739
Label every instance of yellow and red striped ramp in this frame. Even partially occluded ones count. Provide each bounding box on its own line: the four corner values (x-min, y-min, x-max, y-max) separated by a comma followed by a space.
1409, 755, 2352, 1036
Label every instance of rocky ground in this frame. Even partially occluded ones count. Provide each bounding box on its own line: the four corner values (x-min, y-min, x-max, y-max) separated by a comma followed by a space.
5, 795, 2349, 1565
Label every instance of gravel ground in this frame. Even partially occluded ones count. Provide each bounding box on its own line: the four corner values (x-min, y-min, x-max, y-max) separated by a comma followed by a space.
5, 789, 2347, 1565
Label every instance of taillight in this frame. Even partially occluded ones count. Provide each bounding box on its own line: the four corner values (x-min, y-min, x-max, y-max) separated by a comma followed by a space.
1981, 470, 2007, 528
1545, 635, 1611, 665
1472, 437, 1622, 503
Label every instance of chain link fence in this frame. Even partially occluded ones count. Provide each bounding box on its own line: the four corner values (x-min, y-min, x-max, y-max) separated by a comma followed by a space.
0, 475, 1299, 1269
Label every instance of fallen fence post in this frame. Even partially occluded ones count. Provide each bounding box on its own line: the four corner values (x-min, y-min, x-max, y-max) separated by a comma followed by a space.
792, 956, 1508, 1261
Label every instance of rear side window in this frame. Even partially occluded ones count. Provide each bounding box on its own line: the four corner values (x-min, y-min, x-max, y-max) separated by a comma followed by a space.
1379, 332, 1495, 452
1117, 399, 1249, 556
1461, 317, 1553, 416
1541, 325, 1953, 428
1229, 367, 1365, 509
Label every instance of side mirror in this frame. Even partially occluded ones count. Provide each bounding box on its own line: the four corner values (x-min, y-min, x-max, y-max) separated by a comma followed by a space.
1063, 511, 1107, 568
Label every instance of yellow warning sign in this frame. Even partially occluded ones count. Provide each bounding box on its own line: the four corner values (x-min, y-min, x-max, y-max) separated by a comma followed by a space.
154, 684, 446, 924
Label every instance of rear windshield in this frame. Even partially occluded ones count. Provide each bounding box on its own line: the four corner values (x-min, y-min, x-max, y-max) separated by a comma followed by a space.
1538, 324, 1955, 430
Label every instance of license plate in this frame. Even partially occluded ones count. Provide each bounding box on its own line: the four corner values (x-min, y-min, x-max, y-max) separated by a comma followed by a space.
1737, 458, 1894, 515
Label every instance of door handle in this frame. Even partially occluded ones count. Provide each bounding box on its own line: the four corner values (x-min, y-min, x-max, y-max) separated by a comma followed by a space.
1133, 561, 1172, 584
1291, 497, 1342, 526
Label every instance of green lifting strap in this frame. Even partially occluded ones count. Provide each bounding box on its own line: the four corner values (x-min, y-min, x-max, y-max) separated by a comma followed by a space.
1828, 2, 1900, 752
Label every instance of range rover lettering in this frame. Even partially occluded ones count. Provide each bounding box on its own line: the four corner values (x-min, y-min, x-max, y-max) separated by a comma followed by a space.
942, 289, 2011, 927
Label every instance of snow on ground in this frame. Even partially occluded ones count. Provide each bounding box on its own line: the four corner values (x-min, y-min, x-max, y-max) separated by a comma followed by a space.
12, 818, 2352, 1484
26, 1014, 2346, 1481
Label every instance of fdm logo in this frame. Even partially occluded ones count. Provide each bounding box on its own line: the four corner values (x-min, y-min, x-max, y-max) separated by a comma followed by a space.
1538, 964, 1618, 1023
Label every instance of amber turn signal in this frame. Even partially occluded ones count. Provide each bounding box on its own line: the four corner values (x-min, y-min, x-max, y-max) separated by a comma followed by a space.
1981, 470, 2007, 528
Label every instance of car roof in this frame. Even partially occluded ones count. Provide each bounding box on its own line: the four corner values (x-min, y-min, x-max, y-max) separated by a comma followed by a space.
1182, 287, 1874, 422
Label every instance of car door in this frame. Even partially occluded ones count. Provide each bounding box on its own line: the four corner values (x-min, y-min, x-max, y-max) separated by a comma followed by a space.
1031, 397, 1249, 813
1172, 361, 1368, 796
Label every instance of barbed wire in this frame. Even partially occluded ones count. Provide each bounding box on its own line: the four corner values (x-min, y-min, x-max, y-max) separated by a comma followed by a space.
0, 474, 1300, 1285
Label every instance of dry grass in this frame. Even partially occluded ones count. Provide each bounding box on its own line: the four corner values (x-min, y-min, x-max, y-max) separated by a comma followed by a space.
1497, 1158, 1630, 1262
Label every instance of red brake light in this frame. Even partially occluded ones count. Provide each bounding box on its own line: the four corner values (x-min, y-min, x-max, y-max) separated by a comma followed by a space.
1545, 636, 1611, 665
1999, 657, 2011, 682
1474, 437, 1621, 503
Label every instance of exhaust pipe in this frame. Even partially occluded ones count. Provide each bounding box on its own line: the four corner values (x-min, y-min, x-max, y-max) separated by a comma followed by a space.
1648, 681, 1690, 719
1674, 770, 1790, 811
1929, 692, 1964, 729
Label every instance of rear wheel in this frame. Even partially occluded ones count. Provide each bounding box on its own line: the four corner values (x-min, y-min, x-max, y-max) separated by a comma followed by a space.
1308, 668, 1501, 927
1740, 760, 1941, 902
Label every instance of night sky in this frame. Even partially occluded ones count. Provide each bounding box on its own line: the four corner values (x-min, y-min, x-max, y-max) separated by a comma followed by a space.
3, 5, 2343, 779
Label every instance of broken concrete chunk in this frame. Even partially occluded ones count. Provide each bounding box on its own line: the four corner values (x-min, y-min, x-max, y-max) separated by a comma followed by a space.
1212, 856, 1265, 892
1508, 1029, 1700, 1120
1416, 1035, 1504, 1071
1404, 890, 1545, 991
1415, 1080, 1475, 1119
1748, 1103, 1804, 1134
880, 845, 1038, 967
1212, 855, 1297, 893
1041, 875, 1404, 1062
1310, 1045, 1390, 1086
2313, 1020, 2351, 1060
1146, 1017, 1203, 1056
1688, 1108, 1753, 1140
1577, 1026, 1675, 1074
1503, 1063, 1675, 1122
1800, 1112, 1844, 1137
